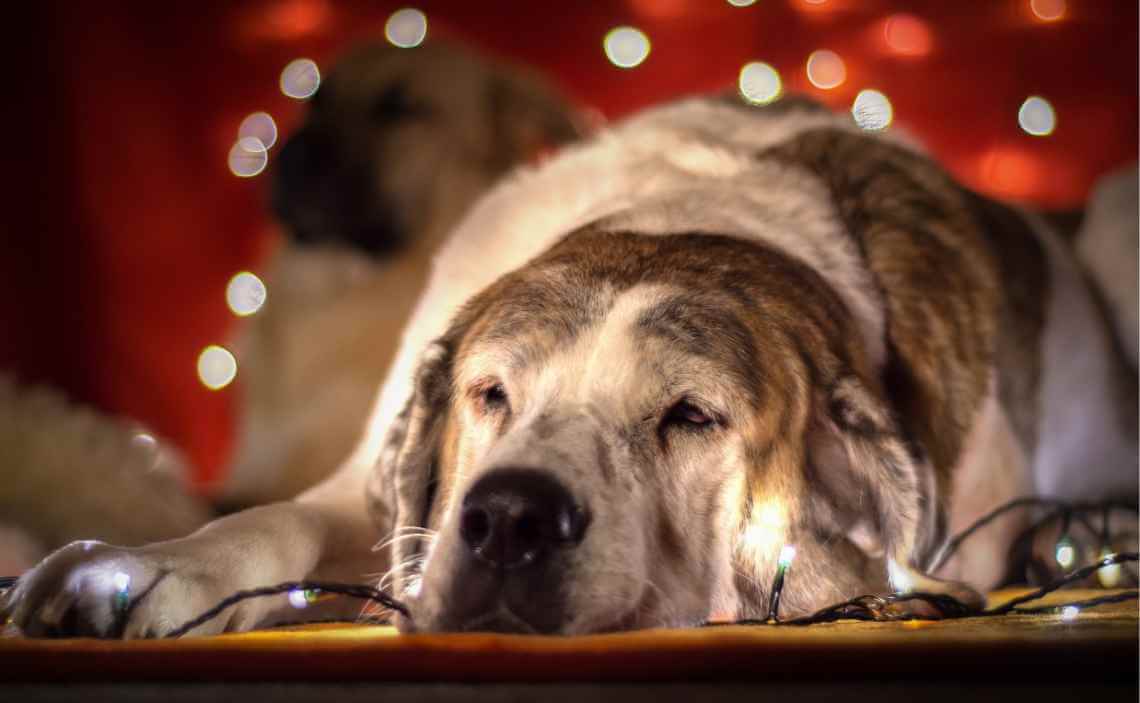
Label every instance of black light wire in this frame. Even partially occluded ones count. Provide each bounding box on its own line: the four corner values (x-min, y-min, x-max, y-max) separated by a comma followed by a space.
1, 498, 1136, 637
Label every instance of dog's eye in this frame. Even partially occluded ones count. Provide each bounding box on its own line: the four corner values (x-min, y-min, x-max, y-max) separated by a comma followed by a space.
662, 400, 716, 430
478, 383, 510, 413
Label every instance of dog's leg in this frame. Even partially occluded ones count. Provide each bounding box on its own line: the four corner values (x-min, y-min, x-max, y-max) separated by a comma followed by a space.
2, 464, 382, 638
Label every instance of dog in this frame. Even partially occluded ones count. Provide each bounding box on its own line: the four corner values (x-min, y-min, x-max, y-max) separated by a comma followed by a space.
222, 41, 582, 505
5, 94, 1136, 637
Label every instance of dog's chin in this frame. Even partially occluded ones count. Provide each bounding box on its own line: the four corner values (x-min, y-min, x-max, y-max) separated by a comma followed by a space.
395, 590, 652, 636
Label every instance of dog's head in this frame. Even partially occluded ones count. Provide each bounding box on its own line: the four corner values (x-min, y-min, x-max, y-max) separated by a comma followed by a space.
378, 227, 957, 634
271, 41, 580, 256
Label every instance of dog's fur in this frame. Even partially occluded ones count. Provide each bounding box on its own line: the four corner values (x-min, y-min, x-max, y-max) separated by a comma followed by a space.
5, 95, 1136, 637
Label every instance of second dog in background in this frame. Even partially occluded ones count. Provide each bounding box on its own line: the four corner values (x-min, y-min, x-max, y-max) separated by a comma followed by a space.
224, 42, 583, 505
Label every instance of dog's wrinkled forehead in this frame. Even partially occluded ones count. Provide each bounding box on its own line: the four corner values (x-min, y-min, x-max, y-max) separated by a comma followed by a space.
447, 229, 814, 411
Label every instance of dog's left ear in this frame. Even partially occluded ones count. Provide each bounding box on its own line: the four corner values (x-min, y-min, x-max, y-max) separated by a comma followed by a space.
366, 337, 456, 596
813, 375, 984, 609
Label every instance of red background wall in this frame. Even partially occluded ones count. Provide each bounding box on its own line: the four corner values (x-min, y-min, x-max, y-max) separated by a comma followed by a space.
3, 0, 1136, 490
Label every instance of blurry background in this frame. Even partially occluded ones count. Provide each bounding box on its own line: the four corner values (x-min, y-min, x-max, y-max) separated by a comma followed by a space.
2, 0, 1136, 492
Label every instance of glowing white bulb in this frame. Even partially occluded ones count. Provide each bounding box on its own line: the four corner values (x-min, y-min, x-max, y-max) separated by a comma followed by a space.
288, 589, 310, 609
806, 49, 846, 90
385, 8, 427, 48
738, 62, 782, 105
852, 89, 893, 131
604, 26, 650, 69
1060, 605, 1079, 622
727, 0, 757, 6
197, 345, 237, 390
1018, 96, 1056, 136
1055, 537, 1076, 571
226, 271, 267, 317
228, 137, 268, 178
280, 58, 320, 100
238, 112, 277, 150
778, 545, 797, 568
112, 572, 131, 592
1097, 549, 1122, 588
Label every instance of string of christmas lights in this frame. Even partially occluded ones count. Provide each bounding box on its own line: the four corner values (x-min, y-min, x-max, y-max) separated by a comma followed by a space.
2, 496, 1135, 637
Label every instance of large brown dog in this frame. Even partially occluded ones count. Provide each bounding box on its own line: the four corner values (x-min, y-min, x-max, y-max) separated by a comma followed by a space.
5, 94, 1136, 637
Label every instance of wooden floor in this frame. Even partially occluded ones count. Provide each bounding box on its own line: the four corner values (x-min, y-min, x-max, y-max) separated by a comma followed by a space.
2, 589, 1136, 701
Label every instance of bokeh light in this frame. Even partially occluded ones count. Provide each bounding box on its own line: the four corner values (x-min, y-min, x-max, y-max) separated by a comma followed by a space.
604, 26, 650, 69
1060, 605, 1079, 622
238, 112, 277, 150
130, 432, 157, 453
279, 58, 320, 100
882, 14, 933, 57
1030, 0, 1066, 22
806, 49, 846, 89
738, 62, 782, 105
979, 145, 1042, 200
385, 8, 427, 48
1018, 96, 1056, 136
851, 89, 893, 131
226, 271, 267, 317
227, 137, 268, 178
197, 345, 237, 390
1054, 536, 1076, 571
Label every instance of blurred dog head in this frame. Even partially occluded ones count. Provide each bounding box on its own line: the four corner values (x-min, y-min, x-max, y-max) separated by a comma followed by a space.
271, 41, 582, 256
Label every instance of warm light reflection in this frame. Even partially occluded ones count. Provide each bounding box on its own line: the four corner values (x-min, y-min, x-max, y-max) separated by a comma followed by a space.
238, 112, 278, 150
604, 26, 651, 69
1030, 0, 1066, 22
852, 89, 893, 131
280, 58, 320, 99
1097, 549, 1122, 588
226, 271, 267, 317
727, 0, 757, 6
198, 345, 237, 390
385, 8, 427, 48
806, 49, 846, 89
228, 137, 268, 178
887, 559, 912, 593
1018, 96, 1056, 136
743, 499, 786, 555
881, 13, 933, 57
738, 62, 782, 105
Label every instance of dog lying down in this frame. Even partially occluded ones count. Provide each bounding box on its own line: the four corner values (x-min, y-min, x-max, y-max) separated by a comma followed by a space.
5, 94, 1137, 637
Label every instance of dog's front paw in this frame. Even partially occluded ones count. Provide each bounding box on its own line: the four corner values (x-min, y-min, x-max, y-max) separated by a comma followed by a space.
2, 540, 234, 639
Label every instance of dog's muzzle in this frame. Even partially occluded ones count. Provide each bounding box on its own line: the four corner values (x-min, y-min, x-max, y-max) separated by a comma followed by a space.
431, 468, 590, 633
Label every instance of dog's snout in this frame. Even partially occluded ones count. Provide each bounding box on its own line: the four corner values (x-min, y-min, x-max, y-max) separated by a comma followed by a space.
460, 469, 588, 570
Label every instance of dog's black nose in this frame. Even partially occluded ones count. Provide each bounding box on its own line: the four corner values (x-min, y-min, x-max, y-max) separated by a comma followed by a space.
459, 469, 588, 570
